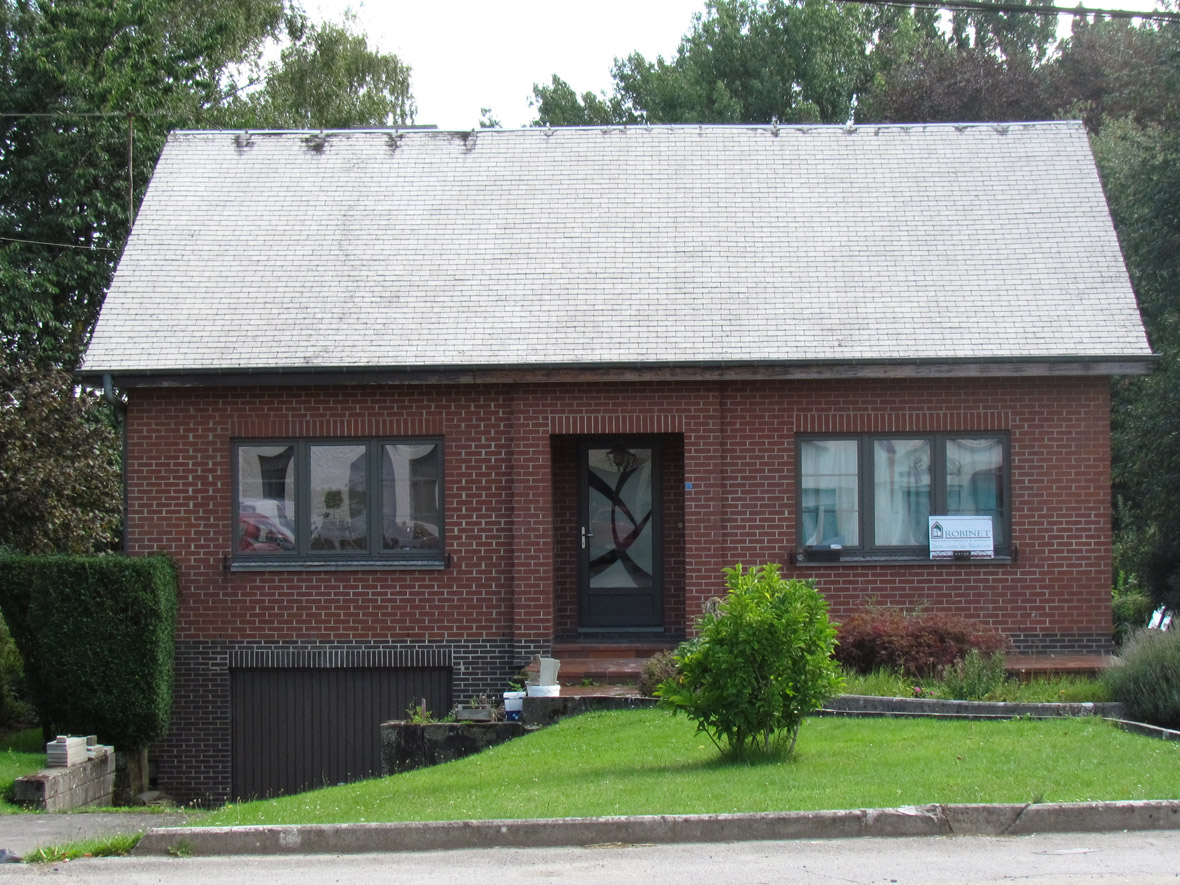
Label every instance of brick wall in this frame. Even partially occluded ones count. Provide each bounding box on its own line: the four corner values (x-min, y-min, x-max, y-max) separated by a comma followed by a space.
127, 374, 1114, 802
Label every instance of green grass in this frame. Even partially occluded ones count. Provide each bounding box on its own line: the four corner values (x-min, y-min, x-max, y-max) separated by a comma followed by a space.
0, 728, 44, 814
202, 710, 1180, 827
23, 833, 142, 863
840, 668, 1109, 703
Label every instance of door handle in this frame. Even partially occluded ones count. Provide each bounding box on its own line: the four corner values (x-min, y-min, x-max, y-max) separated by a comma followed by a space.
581, 526, 594, 549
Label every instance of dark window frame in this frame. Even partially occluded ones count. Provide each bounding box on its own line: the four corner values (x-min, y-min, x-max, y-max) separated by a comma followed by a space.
796, 432, 1010, 560
232, 437, 445, 567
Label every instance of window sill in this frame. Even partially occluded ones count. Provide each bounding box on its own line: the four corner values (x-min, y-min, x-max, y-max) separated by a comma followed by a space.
228, 555, 449, 572
791, 551, 1015, 567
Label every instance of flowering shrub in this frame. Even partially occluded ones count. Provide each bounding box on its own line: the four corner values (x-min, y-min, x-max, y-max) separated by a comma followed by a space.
835, 607, 1008, 678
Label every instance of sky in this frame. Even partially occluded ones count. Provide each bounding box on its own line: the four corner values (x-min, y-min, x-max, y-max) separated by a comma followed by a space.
308, 0, 1169, 131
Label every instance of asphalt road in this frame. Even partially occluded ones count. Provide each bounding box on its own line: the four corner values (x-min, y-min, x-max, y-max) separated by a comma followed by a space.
2, 831, 1180, 883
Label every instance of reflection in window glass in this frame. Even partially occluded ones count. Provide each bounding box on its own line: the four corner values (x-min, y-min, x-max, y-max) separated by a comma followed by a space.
946, 438, 1006, 545
874, 439, 930, 546
310, 444, 368, 552
382, 443, 441, 550
800, 439, 859, 547
237, 445, 296, 554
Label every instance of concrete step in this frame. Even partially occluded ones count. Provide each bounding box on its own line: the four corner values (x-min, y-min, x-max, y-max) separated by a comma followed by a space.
528, 640, 680, 686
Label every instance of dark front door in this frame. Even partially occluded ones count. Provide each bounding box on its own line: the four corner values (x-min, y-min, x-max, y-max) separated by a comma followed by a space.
578, 438, 663, 629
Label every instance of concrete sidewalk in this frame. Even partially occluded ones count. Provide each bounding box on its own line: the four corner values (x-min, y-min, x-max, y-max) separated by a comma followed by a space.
131, 800, 1180, 857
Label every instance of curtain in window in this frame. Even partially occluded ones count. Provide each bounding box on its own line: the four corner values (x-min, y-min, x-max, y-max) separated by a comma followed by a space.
237, 445, 296, 553
310, 445, 368, 552
946, 438, 1006, 545
382, 444, 440, 549
800, 440, 859, 547
873, 440, 930, 546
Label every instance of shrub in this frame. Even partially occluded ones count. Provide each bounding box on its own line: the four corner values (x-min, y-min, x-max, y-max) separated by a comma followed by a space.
938, 649, 1007, 700
638, 650, 679, 698
1112, 575, 1155, 648
1104, 628, 1180, 728
835, 607, 1008, 678
0, 554, 178, 750
657, 564, 843, 758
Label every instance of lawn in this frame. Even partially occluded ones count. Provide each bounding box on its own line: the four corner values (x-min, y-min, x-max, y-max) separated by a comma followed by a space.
202, 709, 1180, 827
0, 728, 45, 814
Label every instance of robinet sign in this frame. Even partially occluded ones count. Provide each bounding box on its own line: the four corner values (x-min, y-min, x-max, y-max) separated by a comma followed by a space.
928, 516, 994, 560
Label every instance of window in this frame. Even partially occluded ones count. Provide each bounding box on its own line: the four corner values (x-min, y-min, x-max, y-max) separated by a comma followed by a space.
798, 434, 1008, 557
235, 439, 443, 563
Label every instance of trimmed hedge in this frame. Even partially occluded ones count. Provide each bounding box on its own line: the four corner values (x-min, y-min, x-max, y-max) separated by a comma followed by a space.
835, 607, 1008, 678
0, 554, 178, 749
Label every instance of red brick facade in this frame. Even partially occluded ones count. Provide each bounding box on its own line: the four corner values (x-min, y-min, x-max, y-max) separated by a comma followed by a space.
127, 374, 1113, 802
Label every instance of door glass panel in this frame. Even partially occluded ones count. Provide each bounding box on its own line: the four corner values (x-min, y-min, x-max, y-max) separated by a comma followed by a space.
587, 446, 654, 589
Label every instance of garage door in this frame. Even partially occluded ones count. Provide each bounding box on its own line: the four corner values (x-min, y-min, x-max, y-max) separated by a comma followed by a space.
230, 667, 451, 800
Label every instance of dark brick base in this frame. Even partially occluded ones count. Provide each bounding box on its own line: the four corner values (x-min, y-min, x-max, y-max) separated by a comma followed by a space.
1008, 632, 1113, 655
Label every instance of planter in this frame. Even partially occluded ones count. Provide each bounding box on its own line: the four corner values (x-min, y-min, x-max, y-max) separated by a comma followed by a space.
527, 683, 560, 698
455, 706, 495, 722
381, 721, 529, 774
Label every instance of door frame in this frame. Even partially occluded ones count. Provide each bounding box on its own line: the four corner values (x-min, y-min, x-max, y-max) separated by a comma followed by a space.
576, 435, 664, 631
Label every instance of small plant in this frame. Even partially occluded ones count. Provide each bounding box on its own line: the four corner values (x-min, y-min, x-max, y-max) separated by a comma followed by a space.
938, 649, 1007, 700
836, 606, 1008, 678
1104, 627, 1180, 728
405, 699, 437, 724
638, 649, 679, 698
657, 564, 843, 758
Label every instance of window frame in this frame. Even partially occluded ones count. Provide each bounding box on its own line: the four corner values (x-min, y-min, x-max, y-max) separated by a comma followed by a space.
796, 432, 1010, 561
232, 437, 446, 568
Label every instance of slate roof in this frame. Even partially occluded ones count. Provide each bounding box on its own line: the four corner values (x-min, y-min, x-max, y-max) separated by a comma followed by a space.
82, 121, 1153, 378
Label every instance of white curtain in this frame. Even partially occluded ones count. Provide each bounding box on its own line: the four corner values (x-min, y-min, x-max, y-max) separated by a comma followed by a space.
873, 439, 930, 546
800, 440, 859, 546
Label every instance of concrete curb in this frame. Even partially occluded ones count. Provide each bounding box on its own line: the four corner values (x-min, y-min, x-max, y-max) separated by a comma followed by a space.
133, 800, 1180, 856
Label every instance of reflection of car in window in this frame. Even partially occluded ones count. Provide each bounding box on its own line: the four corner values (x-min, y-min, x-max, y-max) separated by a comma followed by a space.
239, 502, 295, 553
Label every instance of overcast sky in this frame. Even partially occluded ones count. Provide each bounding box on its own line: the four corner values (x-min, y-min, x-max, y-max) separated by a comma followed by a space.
308, 0, 1168, 131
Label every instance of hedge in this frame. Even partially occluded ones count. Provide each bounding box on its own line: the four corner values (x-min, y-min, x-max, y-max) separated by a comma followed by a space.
0, 554, 177, 750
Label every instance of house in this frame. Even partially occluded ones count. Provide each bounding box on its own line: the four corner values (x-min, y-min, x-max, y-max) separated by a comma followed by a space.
80, 122, 1153, 804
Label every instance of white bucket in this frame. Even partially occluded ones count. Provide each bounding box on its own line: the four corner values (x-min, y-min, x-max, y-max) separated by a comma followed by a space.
526, 683, 560, 698
503, 691, 525, 721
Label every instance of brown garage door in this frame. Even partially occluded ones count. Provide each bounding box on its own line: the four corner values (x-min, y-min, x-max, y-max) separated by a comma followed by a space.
230, 667, 451, 800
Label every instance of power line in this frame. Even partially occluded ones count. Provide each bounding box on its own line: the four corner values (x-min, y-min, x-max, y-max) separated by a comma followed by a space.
836, 0, 1180, 23
0, 235, 118, 253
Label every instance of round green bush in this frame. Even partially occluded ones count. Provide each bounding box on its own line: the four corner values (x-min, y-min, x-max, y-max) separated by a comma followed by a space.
1104, 628, 1180, 728
657, 564, 843, 758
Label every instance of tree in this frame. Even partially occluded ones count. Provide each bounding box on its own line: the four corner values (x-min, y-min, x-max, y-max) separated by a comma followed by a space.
0, 1, 415, 555
221, 13, 415, 129
530, 74, 636, 126
0, 1, 414, 369
533, 0, 889, 126
0, 361, 121, 555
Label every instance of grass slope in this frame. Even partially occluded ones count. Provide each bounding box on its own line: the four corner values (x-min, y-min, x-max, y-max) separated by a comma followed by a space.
0, 728, 44, 815
205, 710, 1180, 826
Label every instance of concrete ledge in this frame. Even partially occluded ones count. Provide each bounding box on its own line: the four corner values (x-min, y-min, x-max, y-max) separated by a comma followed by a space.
12, 751, 116, 812
823, 695, 1126, 720
133, 800, 1180, 856
1107, 718, 1180, 741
